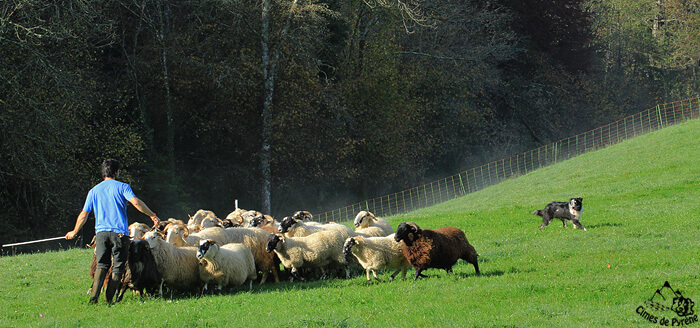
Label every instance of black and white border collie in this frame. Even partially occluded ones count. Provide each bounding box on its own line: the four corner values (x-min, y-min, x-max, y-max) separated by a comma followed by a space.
532, 197, 586, 231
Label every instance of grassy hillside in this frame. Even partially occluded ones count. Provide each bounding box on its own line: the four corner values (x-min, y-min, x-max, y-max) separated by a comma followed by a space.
2, 119, 699, 327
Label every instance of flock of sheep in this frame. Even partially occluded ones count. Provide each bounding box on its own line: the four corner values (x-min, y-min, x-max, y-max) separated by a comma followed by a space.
94, 208, 480, 301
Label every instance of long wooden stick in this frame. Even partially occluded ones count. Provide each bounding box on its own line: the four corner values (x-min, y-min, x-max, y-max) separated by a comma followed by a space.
2, 236, 66, 247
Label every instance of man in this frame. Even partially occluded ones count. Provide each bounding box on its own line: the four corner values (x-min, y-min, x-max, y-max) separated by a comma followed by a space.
65, 159, 160, 304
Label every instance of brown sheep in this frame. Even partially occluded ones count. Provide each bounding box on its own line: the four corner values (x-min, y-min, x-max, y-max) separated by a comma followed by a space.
394, 222, 480, 280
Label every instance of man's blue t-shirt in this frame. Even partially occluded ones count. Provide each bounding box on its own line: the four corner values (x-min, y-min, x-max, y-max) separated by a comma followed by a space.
82, 179, 135, 235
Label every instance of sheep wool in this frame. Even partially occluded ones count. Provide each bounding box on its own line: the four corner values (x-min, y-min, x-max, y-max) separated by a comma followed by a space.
266, 230, 347, 280
124, 239, 161, 300
188, 209, 218, 228
394, 222, 480, 280
343, 234, 411, 282
144, 231, 201, 295
197, 240, 257, 292
165, 224, 229, 247
279, 217, 357, 240
353, 211, 393, 237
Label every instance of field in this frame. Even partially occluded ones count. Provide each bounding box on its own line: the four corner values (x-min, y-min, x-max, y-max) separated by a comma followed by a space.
1, 119, 699, 327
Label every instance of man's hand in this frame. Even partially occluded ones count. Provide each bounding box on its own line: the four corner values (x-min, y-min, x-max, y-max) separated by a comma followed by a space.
65, 231, 78, 240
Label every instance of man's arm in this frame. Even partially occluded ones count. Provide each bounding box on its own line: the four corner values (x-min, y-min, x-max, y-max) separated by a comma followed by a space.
65, 210, 89, 240
129, 197, 160, 225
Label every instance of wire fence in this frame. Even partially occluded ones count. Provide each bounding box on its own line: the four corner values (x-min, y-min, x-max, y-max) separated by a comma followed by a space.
315, 96, 700, 223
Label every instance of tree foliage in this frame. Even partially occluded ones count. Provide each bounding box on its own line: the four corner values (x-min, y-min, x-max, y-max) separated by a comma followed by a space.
0, 0, 697, 245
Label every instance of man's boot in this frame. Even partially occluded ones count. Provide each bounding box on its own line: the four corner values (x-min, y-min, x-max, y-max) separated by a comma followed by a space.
89, 268, 108, 304
105, 273, 122, 304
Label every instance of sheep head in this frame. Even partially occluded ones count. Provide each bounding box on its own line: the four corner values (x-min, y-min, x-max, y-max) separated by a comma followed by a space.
225, 210, 245, 226
190, 209, 216, 226
165, 222, 189, 246
143, 230, 163, 249
342, 237, 357, 258
292, 211, 313, 222
353, 211, 376, 228
249, 215, 265, 227
130, 239, 152, 262
197, 239, 218, 260
266, 234, 284, 253
129, 222, 150, 240
394, 222, 421, 246
201, 217, 221, 229
222, 219, 240, 228
241, 210, 261, 223
278, 216, 298, 234
343, 236, 365, 258
187, 214, 195, 226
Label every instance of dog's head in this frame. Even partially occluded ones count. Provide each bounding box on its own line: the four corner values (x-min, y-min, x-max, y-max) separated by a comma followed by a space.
569, 197, 583, 212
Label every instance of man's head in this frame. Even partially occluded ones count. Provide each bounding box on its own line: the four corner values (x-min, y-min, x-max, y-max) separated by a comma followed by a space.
101, 159, 121, 179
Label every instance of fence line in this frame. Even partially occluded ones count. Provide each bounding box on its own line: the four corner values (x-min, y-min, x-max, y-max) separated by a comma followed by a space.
315, 97, 700, 223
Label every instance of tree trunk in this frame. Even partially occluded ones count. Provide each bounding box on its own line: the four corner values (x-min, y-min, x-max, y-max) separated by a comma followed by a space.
158, 0, 175, 180
260, 0, 298, 215
260, 0, 272, 214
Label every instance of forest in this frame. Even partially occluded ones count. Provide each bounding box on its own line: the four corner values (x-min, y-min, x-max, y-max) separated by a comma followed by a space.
1, 0, 698, 245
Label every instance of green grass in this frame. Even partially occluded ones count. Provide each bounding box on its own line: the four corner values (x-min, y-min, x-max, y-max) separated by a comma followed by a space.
2, 119, 699, 327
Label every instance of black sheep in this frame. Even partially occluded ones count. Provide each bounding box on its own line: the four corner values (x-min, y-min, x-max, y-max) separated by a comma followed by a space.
394, 222, 480, 280
120, 239, 162, 300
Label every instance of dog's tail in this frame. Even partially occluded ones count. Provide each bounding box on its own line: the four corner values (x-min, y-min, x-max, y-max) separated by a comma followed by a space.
532, 210, 544, 217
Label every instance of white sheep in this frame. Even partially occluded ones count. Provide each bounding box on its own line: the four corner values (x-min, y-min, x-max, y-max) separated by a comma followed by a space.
143, 231, 201, 296
265, 231, 347, 281
200, 216, 222, 229
129, 222, 150, 240
187, 209, 219, 232
165, 222, 230, 247
249, 213, 279, 229
353, 211, 393, 237
278, 217, 357, 240
291, 210, 320, 225
166, 223, 279, 284
196, 240, 257, 293
343, 235, 411, 282
223, 208, 247, 227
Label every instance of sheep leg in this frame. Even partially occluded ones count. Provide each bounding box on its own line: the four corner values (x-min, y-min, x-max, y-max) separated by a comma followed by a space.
201, 283, 207, 297
290, 268, 305, 282
371, 270, 384, 283
259, 271, 268, 285
388, 269, 401, 281
271, 266, 280, 283
365, 269, 372, 282
414, 269, 429, 280
159, 278, 165, 298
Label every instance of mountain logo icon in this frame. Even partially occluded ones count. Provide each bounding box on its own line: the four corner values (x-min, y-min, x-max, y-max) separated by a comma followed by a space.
646, 281, 695, 317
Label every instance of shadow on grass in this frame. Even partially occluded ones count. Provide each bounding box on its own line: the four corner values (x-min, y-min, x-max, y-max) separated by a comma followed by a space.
123, 265, 516, 301
587, 222, 623, 229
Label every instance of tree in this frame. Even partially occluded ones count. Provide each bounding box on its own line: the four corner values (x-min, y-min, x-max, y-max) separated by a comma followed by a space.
0, 0, 145, 243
